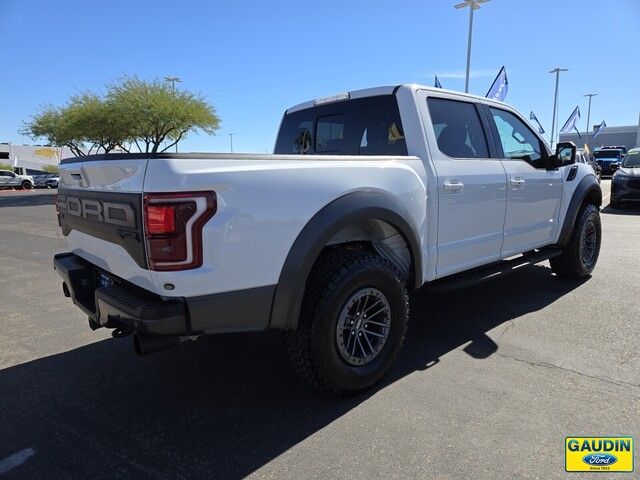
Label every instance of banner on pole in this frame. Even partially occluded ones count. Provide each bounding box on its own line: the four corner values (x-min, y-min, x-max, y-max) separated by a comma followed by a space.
592, 120, 606, 139
529, 111, 545, 134
485, 66, 508, 102
560, 106, 581, 134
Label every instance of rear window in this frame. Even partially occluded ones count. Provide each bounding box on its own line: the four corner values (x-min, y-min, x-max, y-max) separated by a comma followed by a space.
274, 95, 408, 156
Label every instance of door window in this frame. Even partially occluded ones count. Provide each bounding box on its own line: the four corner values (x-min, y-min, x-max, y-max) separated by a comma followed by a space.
490, 108, 547, 169
427, 97, 489, 159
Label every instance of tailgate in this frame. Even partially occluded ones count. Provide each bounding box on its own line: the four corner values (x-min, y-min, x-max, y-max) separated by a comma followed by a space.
57, 158, 154, 290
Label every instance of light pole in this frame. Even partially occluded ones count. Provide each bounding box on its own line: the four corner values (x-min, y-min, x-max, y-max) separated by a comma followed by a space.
583, 93, 597, 151
549, 68, 568, 149
164, 76, 182, 153
229, 133, 235, 154
454, 0, 490, 93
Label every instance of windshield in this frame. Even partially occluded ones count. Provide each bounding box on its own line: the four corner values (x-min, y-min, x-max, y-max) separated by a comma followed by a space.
622, 151, 640, 168
594, 150, 622, 159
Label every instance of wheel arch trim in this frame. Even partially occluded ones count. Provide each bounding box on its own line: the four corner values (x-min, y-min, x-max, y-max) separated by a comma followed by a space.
269, 190, 422, 330
556, 175, 602, 247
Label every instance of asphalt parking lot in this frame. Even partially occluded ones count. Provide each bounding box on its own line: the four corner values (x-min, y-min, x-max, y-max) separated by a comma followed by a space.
0, 183, 638, 480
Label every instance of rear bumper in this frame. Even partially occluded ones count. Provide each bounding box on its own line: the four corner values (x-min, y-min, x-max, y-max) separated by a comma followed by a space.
54, 252, 276, 337
54, 253, 187, 335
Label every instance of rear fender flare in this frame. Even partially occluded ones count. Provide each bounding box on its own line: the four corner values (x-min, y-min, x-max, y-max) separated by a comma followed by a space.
269, 191, 422, 330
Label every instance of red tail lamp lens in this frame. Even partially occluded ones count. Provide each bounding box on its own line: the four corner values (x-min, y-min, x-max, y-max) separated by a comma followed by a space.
143, 192, 216, 271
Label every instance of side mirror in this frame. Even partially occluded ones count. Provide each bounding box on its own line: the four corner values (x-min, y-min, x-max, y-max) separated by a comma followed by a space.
555, 142, 577, 167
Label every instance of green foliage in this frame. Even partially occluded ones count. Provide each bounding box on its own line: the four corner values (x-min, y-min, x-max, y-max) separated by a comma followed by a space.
107, 77, 220, 153
21, 106, 86, 157
22, 77, 220, 156
0, 162, 13, 171
42, 164, 59, 173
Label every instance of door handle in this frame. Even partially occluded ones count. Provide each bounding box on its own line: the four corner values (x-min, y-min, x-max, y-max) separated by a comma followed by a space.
443, 179, 464, 194
509, 177, 525, 188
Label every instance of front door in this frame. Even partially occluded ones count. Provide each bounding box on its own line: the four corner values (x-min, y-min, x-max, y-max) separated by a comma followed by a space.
486, 106, 563, 257
425, 97, 507, 277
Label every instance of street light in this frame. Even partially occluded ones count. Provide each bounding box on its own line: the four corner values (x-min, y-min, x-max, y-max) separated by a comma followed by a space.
583, 93, 598, 150
229, 133, 235, 154
549, 68, 568, 149
454, 0, 490, 93
164, 76, 182, 93
164, 77, 182, 153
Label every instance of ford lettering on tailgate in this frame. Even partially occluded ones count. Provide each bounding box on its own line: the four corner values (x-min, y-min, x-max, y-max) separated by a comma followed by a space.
57, 189, 147, 268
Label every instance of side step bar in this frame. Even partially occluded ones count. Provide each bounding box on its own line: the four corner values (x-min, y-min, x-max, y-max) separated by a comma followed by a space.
427, 248, 563, 293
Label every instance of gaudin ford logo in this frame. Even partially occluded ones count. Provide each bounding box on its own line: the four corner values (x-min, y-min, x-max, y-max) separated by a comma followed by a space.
582, 453, 617, 466
565, 437, 633, 472
58, 195, 135, 227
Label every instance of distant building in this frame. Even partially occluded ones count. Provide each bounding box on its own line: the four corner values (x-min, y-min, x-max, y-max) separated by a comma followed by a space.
0, 143, 77, 175
559, 123, 640, 152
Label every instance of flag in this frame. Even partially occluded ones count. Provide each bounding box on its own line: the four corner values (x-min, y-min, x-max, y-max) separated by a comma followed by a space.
529, 111, 545, 134
592, 120, 606, 139
485, 66, 508, 102
560, 106, 581, 134
434, 75, 442, 89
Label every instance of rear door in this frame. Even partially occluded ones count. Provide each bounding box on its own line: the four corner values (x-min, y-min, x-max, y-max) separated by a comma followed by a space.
424, 96, 507, 277
484, 106, 563, 257
0, 170, 11, 186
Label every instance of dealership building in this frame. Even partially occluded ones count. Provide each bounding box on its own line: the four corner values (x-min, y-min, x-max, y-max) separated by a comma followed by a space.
559, 123, 640, 152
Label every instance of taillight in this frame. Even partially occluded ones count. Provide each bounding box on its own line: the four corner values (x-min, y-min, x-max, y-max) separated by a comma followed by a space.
143, 192, 216, 271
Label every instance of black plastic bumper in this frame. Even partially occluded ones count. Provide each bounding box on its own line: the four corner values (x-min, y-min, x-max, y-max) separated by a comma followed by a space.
611, 178, 640, 203
53, 253, 188, 335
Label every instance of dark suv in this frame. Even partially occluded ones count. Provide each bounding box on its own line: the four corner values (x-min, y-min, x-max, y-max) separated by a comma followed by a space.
610, 148, 640, 208
594, 148, 625, 176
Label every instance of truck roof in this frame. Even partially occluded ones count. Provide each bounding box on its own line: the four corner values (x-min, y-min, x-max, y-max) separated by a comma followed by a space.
285, 83, 512, 114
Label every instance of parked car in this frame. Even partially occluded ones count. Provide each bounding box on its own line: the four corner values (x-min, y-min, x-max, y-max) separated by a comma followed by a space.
610, 148, 640, 208
53, 84, 602, 394
46, 176, 60, 188
601, 145, 627, 156
594, 148, 625, 176
0, 169, 34, 189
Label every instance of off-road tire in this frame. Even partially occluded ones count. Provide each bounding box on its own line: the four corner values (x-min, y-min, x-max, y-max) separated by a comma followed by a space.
550, 203, 601, 278
285, 248, 409, 395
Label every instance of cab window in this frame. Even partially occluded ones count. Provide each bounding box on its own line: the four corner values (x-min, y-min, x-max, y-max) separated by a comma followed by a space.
490, 108, 547, 168
427, 97, 489, 159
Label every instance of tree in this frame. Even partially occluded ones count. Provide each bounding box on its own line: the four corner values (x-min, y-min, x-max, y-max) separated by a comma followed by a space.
21, 106, 86, 157
0, 162, 12, 171
22, 77, 220, 156
66, 93, 132, 154
42, 164, 59, 173
107, 77, 220, 153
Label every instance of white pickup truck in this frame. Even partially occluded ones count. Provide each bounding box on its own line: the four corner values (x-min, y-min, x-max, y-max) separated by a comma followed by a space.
54, 84, 602, 394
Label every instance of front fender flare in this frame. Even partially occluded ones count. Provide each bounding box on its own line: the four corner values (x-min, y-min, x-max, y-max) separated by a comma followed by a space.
269, 190, 422, 330
556, 175, 602, 247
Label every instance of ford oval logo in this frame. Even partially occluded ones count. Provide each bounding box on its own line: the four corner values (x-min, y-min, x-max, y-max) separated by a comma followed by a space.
582, 453, 617, 466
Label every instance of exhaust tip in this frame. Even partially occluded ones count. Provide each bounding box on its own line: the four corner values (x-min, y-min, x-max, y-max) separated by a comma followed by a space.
133, 333, 179, 356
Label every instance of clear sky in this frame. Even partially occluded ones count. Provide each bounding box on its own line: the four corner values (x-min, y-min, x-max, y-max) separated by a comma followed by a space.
1, 0, 639, 153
